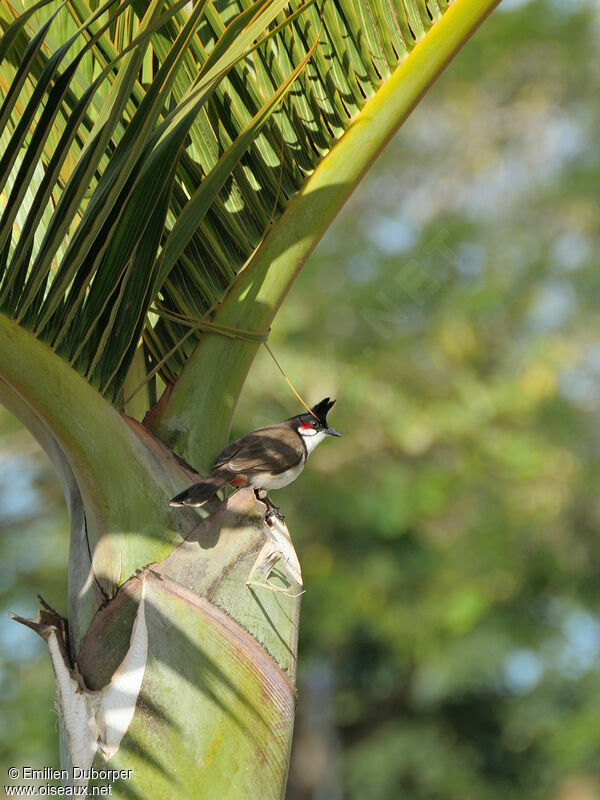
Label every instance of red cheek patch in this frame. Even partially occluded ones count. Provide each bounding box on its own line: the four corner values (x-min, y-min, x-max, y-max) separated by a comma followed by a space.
299, 422, 313, 431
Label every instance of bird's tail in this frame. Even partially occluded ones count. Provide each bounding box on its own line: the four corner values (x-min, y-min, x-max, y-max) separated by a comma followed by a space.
169, 475, 229, 507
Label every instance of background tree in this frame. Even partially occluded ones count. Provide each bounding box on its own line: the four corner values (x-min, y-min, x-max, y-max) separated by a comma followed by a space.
0, 0, 500, 797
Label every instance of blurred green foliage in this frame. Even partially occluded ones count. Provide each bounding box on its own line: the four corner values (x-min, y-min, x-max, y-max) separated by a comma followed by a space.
0, 412, 67, 777
2, 0, 600, 798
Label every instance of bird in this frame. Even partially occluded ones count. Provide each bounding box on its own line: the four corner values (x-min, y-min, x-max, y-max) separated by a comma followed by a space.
169, 397, 341, 519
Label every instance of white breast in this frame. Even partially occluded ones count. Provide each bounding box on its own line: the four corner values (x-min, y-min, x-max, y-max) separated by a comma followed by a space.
249, 460, 305, 491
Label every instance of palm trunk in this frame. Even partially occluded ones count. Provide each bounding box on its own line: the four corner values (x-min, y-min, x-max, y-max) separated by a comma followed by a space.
2, 318, 301, 798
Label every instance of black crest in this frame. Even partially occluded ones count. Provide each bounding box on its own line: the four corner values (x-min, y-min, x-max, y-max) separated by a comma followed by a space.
310, 397, 336, 427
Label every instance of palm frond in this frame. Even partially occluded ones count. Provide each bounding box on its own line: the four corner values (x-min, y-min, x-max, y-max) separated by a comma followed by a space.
0, 0, 449, 407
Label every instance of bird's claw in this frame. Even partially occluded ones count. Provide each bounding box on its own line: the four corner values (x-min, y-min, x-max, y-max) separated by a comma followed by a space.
266, 507, 285, 525
254, 489, 285, 523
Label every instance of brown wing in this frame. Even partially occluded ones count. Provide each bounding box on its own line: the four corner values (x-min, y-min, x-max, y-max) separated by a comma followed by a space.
214, 424, 304, 475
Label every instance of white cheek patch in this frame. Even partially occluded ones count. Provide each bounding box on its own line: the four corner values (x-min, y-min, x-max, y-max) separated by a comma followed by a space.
301, 426, 318, 436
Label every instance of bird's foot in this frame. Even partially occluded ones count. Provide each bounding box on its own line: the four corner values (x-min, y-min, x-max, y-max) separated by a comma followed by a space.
265, 508, 285, 526
254, 489, 285, 523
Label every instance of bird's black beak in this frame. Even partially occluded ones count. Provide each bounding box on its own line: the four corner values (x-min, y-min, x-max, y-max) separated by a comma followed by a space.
325, 427, 342, 437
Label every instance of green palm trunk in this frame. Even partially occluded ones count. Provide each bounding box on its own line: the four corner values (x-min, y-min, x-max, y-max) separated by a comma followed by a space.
0, 1, 499, 796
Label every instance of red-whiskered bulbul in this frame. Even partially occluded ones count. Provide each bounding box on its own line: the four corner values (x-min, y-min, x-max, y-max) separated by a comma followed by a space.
169, 397, 341, 518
